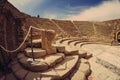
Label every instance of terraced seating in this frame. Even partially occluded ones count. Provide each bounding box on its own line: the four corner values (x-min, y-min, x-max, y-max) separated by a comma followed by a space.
56, 39, 92, 58
17, 53, 65, 72
53, 20, 79, 37
11, 55, 81, 80
59, 38, 71, 44
71, 59, 91, 80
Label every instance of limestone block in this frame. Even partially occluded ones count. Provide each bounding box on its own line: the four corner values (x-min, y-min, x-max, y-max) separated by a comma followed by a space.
41, 30, 56, 55
44, 54, 64, 67
41, 69, 60, 80
26, 39, 42, 48
78, 49, 87, 58
19, 56, 49, 72
71, 71, 86, 80
46, 47, 56, 54
25, 48, 46, 58
78, 63, 91, 76
56, 46, 65, 53
65, 50, 79, 55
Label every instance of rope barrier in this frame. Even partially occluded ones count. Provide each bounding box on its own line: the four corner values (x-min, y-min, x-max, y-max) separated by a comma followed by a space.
0, 26, 43, 53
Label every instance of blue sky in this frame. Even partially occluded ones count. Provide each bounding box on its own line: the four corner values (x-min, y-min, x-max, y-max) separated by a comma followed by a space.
8, 0, 120, 21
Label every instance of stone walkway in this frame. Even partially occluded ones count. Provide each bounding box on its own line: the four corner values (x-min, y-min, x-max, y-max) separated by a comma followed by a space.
81, 44, 120, 80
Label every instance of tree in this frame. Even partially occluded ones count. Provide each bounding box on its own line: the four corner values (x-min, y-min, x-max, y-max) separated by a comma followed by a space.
37, 15, 40, 18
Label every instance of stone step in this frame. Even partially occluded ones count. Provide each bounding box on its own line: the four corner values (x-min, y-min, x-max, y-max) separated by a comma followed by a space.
68, 40, 79, 45
59, 38, 71, 43
17, 53, 48, 72
69, 41, 81, 48
71, 59, 91, 80
65, 46, 79, 55
44, 53, 65, 67
96, 52, 120, 75
17, 53, 65, 72
26, 39, 42, 48
78, 49, 87, 58
41, 55, 79, 80
12, 55, 79, 80
52, 44, 66, 53
74, 41, 82, 46
25, 48, 46, 58
29, 33, 41, 40
62, 40, 73, 46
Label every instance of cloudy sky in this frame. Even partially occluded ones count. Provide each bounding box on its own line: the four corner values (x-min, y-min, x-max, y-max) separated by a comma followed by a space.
8, 0, 120, 21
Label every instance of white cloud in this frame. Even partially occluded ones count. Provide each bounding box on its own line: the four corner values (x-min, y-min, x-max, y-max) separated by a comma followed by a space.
8, 0, 44, 15
67, 0, 120, 21
8, 0, 32, 6
43, 11, 57, 19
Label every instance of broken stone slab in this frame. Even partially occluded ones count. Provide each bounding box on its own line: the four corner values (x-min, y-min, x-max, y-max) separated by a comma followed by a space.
25, 48, 46, 58
53, 55, 79, 79
44, 53, 65, 67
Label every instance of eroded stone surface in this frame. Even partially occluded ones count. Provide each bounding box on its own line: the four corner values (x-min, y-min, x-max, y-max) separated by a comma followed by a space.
44, 54, 64, 67
25, 48, 46, 58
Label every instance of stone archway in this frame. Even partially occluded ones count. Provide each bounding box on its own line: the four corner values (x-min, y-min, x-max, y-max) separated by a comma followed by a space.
115, 30, 120, 43
117, 32, 120, 42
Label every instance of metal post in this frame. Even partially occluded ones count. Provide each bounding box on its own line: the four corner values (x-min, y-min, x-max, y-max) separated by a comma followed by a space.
30, 28, 35, 61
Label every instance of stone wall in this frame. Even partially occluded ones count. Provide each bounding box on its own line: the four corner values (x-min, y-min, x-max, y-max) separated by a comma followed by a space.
0, 2, 25, 65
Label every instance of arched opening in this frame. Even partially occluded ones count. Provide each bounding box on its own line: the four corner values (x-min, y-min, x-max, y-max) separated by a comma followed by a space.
117, 32, 120, 42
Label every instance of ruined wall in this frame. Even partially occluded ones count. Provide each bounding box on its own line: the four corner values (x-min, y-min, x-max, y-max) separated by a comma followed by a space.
0, 2, 26, 65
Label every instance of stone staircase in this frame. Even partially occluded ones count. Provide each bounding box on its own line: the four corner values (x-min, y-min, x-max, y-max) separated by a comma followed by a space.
8, 37, 91, 80
54, 38, 92, 59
